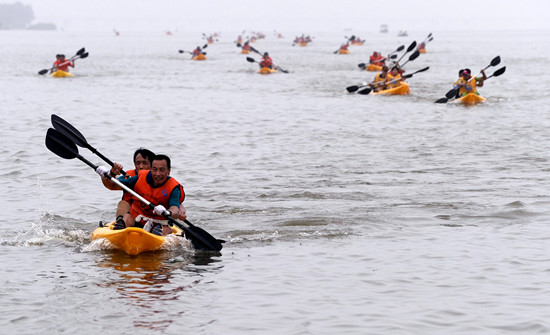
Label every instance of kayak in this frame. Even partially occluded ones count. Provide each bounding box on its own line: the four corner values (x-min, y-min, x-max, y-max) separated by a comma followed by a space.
258, 67, 277, 74
192, 54, 206, 61
454, 93, 486, 105
338, 49, 350, 54
241, 49, 250, 54
372, 82, 410, 95
351, 41, 364, 46
298, 42, 307, 47
418, 48, 427, 53
90, 221, 182, 255
366, 64, 383, 72
51, 70, 73, 78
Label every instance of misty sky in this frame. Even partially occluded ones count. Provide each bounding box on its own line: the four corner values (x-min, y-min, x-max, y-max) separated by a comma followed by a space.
16, 0, 550, 32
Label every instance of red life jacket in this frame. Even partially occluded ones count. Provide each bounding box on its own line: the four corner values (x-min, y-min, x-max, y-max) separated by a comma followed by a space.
54, 59, 72, 72
259, 56, 273, 68
130, 170, 185, 220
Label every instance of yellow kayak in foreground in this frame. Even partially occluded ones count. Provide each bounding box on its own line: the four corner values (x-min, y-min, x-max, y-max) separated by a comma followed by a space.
372, 82, 410, 95
258, 67, 277, 74
454, 93, 486, 105
51, 70, 73, 78
90, 221, 183, 255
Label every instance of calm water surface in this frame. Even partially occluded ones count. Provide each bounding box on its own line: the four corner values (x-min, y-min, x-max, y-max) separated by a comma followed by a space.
1, 29, 550, 334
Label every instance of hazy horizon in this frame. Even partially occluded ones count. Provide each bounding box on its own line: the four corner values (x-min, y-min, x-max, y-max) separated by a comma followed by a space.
9, 0, 550, 33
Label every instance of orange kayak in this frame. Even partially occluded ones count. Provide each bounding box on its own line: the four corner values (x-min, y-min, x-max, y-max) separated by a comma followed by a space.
192, 54, 206, 61
338, 49, 350, 54
258, 67, 277, 74
366, 64, 383, 72
351, 41, 364, 46
298, 42, 307, 47
372, 82, 410, 95
454, 93, 486, 105
241, 49, 250, 54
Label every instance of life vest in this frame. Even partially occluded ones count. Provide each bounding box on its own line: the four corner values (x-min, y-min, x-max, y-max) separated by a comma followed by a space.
373, 73, 387, 88
54, 59, 72, 72
192, 49, 201, 56
243, 43, 251, 51
130, 170, 185, 220
121, 169, 137, 202
386, 73, 402, 89
340, 44, 348, 51
260, 56, 273, 68
458, 77, 478, 96
370, 55, 384, 67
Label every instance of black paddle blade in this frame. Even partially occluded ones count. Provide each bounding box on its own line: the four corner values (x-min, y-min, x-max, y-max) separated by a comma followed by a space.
357, 63, 365, 69
202, 44, 208, 49
51, 114, 88, 147
346, 85, 360, 93
492, 66, 506, 77
357, 87, 372, 95
490, 56, 501, 67
435, 97, 448, 104
389, 54, 398, 59
246, 57, 255, 63
445, 88, 459, 99
403, 74, 413, 79
236, 43, 241, 47
407, 41, 417, 52
79, 52, 89, 59
45, 128, 79, 159
38, 69, 49, 75
396, 45, 405, 52
76, 47, 85, 56
408, 50, 420, 61
178, 50, 184, 53
185, 224, 223, 252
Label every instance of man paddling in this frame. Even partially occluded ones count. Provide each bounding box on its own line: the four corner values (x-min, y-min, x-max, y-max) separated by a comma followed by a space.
453, 68, 487, 97
259, 52, 273, 69
96, 154, 186, 236
369, 65, 389, 92
52, 54, 75, 73
100, 148, 155, 229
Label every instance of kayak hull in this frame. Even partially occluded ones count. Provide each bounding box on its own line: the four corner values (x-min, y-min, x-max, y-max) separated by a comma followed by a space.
241, 49, 250, 54
192, 54, 207, 61
419, 48, 427, 53
351, 42, 364, 46
51, 70, 73, 78
298, 42, 307, 47
258, 67, 277, 74
90, 222, 182, 255
338, 49, 350, 54
366, 64, 383, 72
455, 93, 486, 105
372, 82, 410, 95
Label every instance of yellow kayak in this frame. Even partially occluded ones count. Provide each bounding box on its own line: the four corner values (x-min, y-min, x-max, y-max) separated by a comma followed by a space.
298, 42, 307, 47
241, 49, 250, 54
372, 82, 410, 95
419, 48, 427, 53
351, 41, 364, 46
90, 221, 182, 255
192, 54, 207, 61
338, 49, 350, 54
51, 70, 73, 78
455, 93, 486, 105
366, 64, 383, 72
258, 67, 277, 74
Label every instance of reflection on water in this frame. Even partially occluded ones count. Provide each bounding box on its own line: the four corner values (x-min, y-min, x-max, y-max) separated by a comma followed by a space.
93, 250, 222, 331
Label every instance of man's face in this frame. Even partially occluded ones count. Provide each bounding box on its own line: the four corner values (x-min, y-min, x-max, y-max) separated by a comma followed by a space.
134, 153, 151, 173
151, 159, 170, 186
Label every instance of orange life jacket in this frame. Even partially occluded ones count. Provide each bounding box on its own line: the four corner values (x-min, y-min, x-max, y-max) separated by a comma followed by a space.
130, 170, 184, 220
54, 59, 72, 72
121, 169, 137, 202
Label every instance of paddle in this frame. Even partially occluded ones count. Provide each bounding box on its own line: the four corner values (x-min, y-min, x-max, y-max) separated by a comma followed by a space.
356, 68, 429, 95
396, 41, 417, 65
246, 56, 289, 73
435, 66, 505, 103
45, 128, 223, 252
38, 47, 86, 75
51, 114, 128, 176
442, 56, 501, 99
399, 50, 420, 68
402, 66, 430, 79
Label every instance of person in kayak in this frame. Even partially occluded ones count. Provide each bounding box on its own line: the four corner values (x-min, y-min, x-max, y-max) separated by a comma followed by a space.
259, 52, 273, 69
100, 148, 155, 229
339, 42, 349, 52
192, 46, 203, 58
369, 51, 385, 67
242, 40, 251, 52
369, 65, 389, 92
385, 66, 404, 89
453, 68, 487, 96
96, 154, 186, 236
52, 54, 75, 73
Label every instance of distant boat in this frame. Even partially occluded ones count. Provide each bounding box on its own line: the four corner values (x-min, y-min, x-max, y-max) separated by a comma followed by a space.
380, 24, 388, 33
398, 30, 408, 37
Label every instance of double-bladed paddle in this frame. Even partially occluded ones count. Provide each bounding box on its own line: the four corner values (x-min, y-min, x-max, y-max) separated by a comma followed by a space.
178, 43, 208, 54
45, 127, 224, 252
395, 41, 417, 65
357, 54, 398, 70
246, 56, 289, 73
38, 47, 87, 75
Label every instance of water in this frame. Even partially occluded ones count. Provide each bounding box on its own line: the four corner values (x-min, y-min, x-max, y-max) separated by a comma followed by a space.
1, 29, 550, 334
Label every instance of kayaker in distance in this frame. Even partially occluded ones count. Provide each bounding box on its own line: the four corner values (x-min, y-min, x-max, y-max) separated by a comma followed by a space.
259, 52, 273, 69
370, 51, 386, 66
242, 40, 251, 52
96, 154, 187, 236
454, 68, 487, 97
192, 46, 203, 58
51, 54, 75, 73
100, 148, 155, 229
369, 65, 389, 92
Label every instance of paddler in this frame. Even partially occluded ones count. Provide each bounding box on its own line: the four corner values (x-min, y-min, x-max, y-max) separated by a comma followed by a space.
242, 40, 251, 52
369, 51, 385, 67
453, 68, 487, 97
96, 154, 186, 236
385, 66, 404, 89
259, 52, 273, 69
100, 148, 155, 229
192, 46, 203, 58
52, 54, 75, 73
369, 65, 389, 92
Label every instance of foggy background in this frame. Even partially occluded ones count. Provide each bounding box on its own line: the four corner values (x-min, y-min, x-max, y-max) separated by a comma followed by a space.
14, 0, 550, 33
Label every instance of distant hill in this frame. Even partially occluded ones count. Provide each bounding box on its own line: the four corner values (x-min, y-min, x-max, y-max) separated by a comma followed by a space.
0, 2, 56, 30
